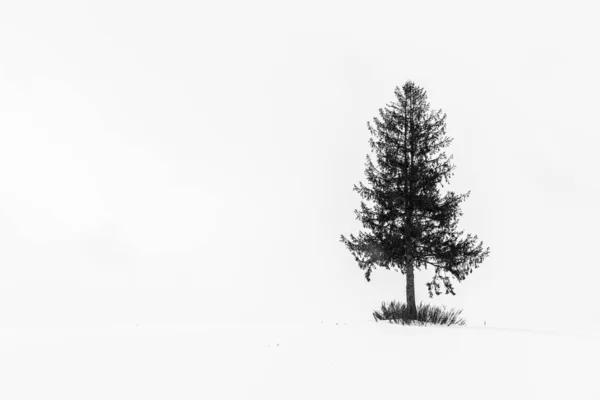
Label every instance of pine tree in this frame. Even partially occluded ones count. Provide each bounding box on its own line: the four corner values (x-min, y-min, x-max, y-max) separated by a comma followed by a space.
341, 81, 489, 320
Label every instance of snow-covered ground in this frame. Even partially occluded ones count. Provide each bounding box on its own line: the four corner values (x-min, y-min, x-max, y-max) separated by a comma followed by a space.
1, 321, 598, 399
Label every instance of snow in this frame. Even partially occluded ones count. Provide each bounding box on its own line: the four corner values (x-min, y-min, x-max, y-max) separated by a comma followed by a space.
1, 321, 598, 399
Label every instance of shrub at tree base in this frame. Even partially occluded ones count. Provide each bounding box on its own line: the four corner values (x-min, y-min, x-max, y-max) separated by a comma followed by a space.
373, 300, 466, 326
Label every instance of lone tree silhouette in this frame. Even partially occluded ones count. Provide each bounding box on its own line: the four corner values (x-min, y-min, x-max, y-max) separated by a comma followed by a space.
341, 81, 489, 320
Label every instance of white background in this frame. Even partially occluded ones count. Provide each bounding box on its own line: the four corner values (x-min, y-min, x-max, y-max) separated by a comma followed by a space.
1, 0, 599, 332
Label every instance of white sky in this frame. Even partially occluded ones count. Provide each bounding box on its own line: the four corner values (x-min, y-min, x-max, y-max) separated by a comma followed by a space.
0, 0, 598, 331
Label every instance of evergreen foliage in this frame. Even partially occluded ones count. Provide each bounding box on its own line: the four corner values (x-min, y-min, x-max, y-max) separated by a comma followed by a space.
341, 81, 489, 318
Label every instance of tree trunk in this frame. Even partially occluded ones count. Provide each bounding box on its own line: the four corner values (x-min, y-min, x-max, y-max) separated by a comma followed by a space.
405, 260, 417, 320
403, 98, 417, 321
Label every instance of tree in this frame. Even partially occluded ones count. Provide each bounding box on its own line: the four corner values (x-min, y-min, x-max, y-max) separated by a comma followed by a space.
340, 81, 489, 320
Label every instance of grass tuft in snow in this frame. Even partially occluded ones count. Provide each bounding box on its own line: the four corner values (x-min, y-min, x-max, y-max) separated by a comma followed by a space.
373, 300, 466, 326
